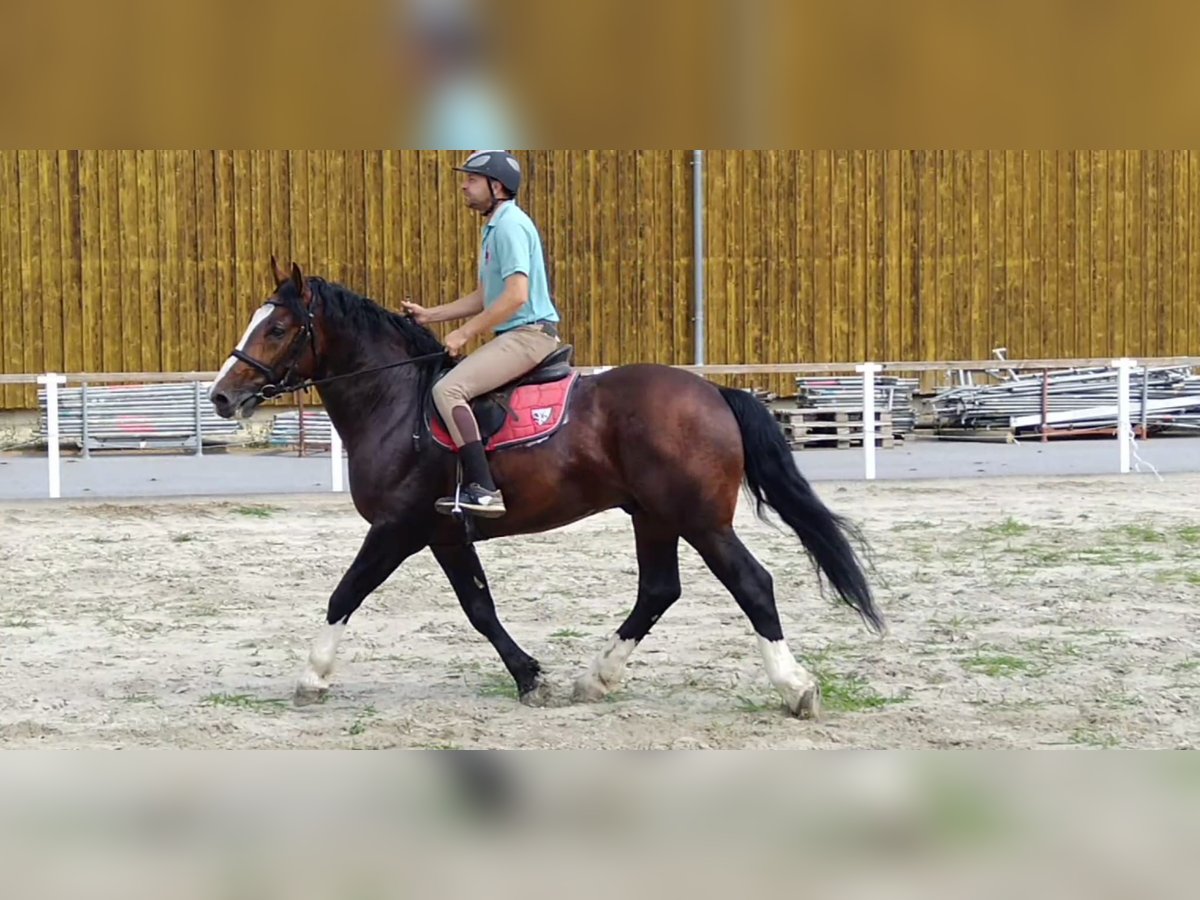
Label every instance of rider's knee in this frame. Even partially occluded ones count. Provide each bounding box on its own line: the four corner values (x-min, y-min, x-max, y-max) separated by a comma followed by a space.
432, 377, 467, 408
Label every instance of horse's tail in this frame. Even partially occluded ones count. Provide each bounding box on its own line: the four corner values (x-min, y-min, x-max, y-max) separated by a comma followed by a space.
718, 387, 886, 635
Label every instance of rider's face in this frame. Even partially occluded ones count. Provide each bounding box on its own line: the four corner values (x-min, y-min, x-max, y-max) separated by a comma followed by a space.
461, 172, 499, 212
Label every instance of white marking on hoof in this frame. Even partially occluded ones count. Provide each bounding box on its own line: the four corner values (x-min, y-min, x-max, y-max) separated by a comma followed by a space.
293, 671, 328, 707
296, 623, 344, 704
796, 684, 822, 720
572, 672, 608, 703
573, 635, 636, 702
308, 622, 345, 678
757, 636, 820, 718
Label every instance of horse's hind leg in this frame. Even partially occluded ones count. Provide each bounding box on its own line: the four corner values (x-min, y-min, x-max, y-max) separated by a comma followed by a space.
574, 515, 681, 702
686, 526, 821, 718
431, 543, 548, 706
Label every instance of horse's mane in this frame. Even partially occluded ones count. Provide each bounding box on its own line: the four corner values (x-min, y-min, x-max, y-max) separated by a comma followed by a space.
309, 277, 445, 358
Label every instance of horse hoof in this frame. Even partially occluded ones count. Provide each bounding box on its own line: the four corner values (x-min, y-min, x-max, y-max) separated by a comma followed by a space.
519, 679, 552, 708
293, 684, 328, 707
571, 672, 609, 703
793, 684, 822, 720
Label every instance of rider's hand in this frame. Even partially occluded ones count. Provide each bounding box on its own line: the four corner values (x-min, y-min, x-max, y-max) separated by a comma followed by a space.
400, 299, 431, 326
445, 328, 470, 358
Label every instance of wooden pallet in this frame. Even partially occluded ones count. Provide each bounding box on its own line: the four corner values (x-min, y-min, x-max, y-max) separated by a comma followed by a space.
772, 407, 896, 449
930, 427, 1015, 443
932, 424, 1156, 443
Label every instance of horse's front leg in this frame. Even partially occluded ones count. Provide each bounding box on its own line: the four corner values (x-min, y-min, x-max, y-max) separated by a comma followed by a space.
294, 522, 427, 706
430, 542, 549, 706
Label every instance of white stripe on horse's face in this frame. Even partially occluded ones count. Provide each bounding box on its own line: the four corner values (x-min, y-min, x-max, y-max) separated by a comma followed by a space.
210, 305, 272, 399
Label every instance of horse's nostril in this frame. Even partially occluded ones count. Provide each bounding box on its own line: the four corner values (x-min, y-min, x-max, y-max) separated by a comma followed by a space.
212, 392, 229, 408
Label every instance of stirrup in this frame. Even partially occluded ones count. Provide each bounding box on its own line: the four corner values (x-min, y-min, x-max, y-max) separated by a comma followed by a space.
436, 484, 506, 519
443, 460, 466, 521
434, 481, 466, 520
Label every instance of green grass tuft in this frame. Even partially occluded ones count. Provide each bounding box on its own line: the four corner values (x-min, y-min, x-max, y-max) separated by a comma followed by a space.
232, 505, 281, 518
983, 517, 1031, 537
201, 692, 288, 713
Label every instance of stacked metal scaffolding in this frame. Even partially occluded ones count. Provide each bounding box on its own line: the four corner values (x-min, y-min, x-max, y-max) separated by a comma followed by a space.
269, 410, 333, 448
929, 366, 1200, 436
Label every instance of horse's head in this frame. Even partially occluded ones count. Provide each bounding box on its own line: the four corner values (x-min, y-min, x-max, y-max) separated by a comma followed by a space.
210, 257, 320, 419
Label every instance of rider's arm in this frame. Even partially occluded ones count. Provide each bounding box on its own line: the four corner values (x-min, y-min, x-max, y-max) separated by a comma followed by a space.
459, 274, 528, 340
424, 283, 485, 323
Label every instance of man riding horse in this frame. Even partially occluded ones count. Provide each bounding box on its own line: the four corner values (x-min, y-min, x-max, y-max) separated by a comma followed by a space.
402, 150, 562, 519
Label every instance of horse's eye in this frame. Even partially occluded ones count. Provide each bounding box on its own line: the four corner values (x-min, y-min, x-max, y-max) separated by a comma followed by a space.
268, 324, 287, 338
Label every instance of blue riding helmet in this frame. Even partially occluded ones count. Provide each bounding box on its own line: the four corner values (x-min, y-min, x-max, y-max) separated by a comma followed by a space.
453, 150, 521, 196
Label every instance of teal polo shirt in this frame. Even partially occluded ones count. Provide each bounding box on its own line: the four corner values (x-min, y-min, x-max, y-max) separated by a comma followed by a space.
480, 201, 560, 333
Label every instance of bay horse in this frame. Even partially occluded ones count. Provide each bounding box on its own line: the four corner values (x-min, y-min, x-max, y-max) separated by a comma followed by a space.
209, 259, 885, 718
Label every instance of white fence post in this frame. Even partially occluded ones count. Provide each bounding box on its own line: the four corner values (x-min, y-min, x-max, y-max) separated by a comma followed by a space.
1113, 357, 1135, 474
38, 373, 67, 498
856, 363, 881, 481
330, 425, 344, 492
193, 381, 204, 457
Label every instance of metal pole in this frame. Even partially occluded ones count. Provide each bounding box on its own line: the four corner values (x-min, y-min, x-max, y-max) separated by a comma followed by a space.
857, 363, 880, 480
1040, 368, 1049, 442
1114, 358, 1133, 474
38, 373, 66, 499
1140, 364, 1150, 439
81, 381, 90, 459
297, 391, 306, 458
692, 150, 706, 367
193, 381, 203, 457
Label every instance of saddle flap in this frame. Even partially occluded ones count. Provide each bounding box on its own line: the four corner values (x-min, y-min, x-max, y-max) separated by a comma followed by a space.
429, 371, 580, 453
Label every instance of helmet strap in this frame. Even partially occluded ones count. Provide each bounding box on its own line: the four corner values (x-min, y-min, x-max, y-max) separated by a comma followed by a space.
480, 179, 507, 217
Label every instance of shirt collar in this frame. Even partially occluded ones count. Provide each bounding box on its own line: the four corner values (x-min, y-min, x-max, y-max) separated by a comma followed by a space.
483, 199, 514, 231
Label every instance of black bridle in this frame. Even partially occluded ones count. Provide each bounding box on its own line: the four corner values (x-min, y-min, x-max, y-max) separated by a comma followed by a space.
230, 292, 319, 400
230, 288, 447, 401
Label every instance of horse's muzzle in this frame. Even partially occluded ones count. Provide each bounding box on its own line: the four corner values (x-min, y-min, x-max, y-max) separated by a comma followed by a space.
211, 391, 262, 420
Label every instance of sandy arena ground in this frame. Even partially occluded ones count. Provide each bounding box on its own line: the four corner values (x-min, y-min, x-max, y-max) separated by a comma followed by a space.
1, 474, 1197, 748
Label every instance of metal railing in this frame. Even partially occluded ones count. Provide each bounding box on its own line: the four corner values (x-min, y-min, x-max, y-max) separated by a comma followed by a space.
34, 381, 245, 457
5, 355, 1200, 498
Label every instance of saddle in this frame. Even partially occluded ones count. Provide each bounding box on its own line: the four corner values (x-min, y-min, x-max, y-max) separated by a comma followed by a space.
423, 344, 578, 452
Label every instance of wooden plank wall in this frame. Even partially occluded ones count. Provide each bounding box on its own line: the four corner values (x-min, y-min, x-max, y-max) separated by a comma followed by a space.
2, 150, 1198, 408
703, 150, 1199, 369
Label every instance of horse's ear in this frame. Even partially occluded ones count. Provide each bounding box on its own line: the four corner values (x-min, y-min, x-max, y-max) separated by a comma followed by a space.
271, 255, 290, 287
290, 262, 312, 302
